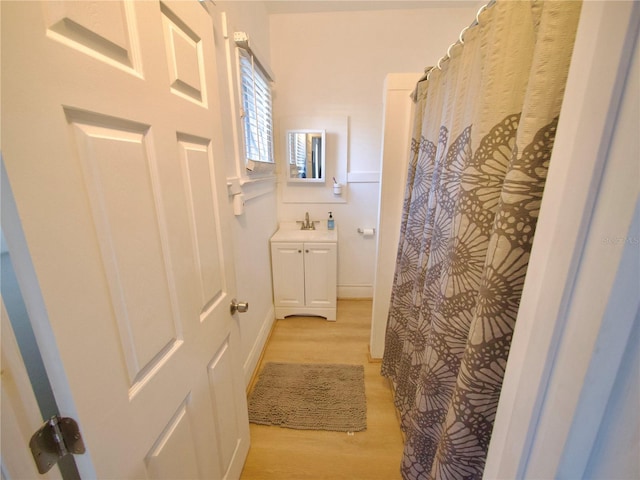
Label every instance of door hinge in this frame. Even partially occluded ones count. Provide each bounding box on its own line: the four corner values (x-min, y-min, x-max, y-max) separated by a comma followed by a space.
29, 416, 85, 474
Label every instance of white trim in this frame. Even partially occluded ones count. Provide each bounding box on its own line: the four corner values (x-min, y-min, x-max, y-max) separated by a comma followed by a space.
557, 203, 639, 478
484, 2, 640, 478
226, 175, 276, 202
233, 31, 275, 82
221, 12, 244, 181
383, 72, 421, 91
370, 73, 417, 360
239, 176, 276, 202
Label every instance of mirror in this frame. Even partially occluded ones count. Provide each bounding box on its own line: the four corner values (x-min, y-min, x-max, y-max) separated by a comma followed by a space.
287, 130, 325, 182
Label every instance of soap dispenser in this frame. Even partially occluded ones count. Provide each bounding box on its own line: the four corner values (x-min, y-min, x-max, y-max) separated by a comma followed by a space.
327, 212, 334, 230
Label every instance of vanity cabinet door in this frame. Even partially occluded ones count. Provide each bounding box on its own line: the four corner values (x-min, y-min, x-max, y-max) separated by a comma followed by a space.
271, 242, 305, 308
303, 243, 337, 309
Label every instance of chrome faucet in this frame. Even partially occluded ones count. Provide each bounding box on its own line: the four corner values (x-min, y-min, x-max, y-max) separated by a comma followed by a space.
297, 212, 317, 230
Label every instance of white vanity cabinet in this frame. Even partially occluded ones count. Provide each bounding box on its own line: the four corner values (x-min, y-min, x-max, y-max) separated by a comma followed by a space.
270, 227, 337, 321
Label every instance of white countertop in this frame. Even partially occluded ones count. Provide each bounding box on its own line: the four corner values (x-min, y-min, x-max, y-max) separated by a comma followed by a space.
271, 222, 338, 243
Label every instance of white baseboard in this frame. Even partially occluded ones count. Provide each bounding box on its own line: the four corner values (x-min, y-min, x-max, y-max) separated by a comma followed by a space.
243, 305, 275, 387
337, 284, 373, 299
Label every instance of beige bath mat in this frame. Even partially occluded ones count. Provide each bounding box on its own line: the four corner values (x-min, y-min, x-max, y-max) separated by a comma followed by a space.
248, 362, 367, 432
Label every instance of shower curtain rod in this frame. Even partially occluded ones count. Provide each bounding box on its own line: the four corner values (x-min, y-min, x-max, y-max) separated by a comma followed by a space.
418, 0, 497, 83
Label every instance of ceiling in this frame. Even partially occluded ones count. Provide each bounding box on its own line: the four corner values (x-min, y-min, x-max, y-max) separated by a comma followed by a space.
263, 0, 482, 15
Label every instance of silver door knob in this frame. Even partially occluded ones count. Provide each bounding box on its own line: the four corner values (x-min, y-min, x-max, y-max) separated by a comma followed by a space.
230, 298, 249, 315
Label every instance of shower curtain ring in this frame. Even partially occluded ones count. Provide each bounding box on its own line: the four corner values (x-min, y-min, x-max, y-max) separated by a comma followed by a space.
459, 26, 469, 44
446, 42, 457, 59
475, 4, 488, 24
437, 55, 446, 70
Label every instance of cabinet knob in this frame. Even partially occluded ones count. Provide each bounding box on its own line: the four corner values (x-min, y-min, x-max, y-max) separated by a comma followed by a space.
305, 249, 309, 253
298, 249, 302, 253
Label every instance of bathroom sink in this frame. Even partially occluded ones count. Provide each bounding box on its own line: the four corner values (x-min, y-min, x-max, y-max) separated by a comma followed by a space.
271, 223, 338, 243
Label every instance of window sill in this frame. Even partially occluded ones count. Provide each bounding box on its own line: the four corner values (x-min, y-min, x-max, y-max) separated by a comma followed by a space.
227, 173, 276, 202
240, 174, 277, 186
246, 159, 276, 176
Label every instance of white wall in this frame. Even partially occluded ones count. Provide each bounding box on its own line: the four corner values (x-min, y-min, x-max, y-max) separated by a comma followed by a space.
269, 6, 479, 298
210, 1, 279, 385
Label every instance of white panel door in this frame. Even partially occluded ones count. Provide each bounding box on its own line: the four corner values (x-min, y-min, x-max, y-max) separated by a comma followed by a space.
304, 243, 337, 308
1, 1, 249, 478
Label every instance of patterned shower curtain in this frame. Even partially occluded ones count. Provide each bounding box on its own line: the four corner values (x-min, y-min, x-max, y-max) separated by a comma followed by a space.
381, 1, 581, 478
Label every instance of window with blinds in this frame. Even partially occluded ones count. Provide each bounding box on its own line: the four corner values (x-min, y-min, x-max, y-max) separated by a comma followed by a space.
238, 47, 274, 164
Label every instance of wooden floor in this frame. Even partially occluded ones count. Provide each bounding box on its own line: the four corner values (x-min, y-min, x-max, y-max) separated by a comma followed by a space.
240, 299, 404, 480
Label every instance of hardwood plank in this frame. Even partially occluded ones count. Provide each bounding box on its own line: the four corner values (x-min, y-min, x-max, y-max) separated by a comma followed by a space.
241, 300, 403, 479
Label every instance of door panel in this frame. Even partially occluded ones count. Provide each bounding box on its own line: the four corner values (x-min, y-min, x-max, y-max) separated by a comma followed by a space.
304, 243, 337, 308
160, 2, 206, 105
145, 396, 201, 480
271, 243, 305, 307
1, 1, 249, 477
43, 1, 141, 74
207, 339, 242, 475
68, 109, 182, 383
177, 135, 224, 310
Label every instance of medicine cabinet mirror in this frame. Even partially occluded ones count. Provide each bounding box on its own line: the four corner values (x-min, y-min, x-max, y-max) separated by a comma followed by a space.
287, 130, 325, 183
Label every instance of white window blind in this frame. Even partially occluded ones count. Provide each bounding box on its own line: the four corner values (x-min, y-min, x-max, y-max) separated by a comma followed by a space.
238, 47, 274, 164
289, 132, 307, 178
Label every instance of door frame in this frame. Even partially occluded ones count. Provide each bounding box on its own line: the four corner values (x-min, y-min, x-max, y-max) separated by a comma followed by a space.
0, 295, 64, 479
1, 159, 96, 476
484, 2, 640, 478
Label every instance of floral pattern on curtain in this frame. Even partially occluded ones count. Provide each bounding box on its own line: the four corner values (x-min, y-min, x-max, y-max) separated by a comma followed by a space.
381, 1, 582, 478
